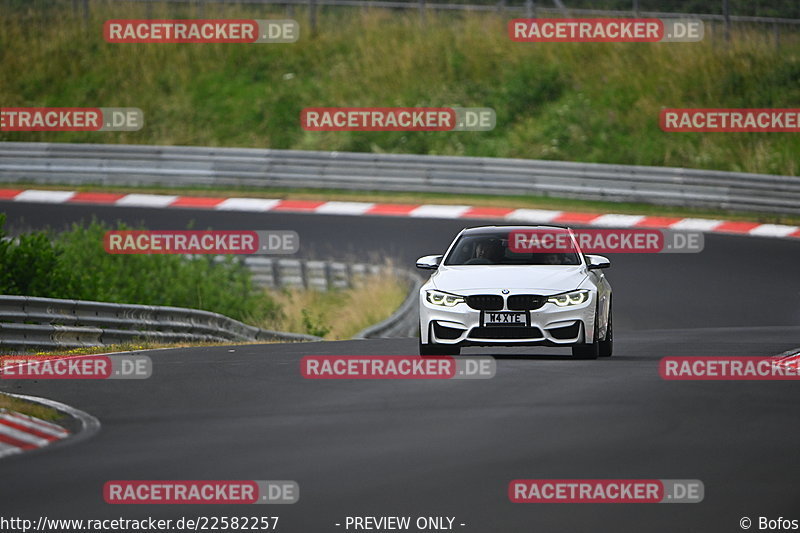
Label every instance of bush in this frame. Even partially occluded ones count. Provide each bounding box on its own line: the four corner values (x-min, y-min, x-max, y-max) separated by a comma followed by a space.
0, 215, 279, 323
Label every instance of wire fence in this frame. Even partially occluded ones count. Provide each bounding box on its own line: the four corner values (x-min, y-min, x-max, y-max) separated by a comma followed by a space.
6, 0, 798, 46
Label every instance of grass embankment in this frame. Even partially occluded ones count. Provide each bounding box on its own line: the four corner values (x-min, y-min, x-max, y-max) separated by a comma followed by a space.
266, 272, 408, 340
0, 394, 61, 421
0, 216, 407, 339
0, 3, 798, 176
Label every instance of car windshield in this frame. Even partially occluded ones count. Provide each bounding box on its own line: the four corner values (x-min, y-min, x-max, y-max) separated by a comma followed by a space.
444, 231, 581, 266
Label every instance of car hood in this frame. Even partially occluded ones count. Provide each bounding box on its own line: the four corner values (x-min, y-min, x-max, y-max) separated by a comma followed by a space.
430, 265, 587, 294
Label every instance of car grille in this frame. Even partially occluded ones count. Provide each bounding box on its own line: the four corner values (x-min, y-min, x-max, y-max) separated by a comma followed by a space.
466, 294, 504, 311
469, 327, 544, 339
507, 294, 547, 310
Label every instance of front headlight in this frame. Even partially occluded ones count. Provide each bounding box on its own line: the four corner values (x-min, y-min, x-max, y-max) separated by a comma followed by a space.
547, 289, 590, 307
426, 290, 465, 307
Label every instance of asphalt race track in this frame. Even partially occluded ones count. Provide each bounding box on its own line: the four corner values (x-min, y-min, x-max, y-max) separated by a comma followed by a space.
1, 201, 799, 533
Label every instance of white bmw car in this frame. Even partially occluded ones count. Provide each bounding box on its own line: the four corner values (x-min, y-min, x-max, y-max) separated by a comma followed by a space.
417, 225, 612, 359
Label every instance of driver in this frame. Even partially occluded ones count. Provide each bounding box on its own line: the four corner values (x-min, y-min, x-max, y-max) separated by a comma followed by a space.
474, 238, 505, 263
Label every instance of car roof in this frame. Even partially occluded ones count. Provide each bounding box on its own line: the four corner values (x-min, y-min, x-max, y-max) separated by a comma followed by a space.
460, 225, 570, 235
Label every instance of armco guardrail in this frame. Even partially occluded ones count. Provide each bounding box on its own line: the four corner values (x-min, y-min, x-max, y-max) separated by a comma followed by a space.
0, 295, 321, 353
0, 262, 420, 351
353, 270, 422, 339
243, 257, 423, 338
232, 258, 421, 338
1, 143, 798, 215
236, 257, 382, 291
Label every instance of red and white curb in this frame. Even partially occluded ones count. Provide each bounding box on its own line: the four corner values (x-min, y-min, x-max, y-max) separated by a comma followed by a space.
773, 349, 800, 370
2, 188, 799, 240
0, 408, 70, 458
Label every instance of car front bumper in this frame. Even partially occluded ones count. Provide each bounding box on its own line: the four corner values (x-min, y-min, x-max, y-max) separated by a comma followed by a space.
419, 290, 597, 347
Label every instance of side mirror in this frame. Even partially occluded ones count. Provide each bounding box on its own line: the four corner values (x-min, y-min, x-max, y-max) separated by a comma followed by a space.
586, 254, 611, 270
416, 255, 443, 270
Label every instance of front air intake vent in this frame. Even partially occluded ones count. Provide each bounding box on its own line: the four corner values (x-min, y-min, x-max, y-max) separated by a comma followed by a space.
548, 322, 581, 340
433, 322, 464, 340
469, 327, 544, 339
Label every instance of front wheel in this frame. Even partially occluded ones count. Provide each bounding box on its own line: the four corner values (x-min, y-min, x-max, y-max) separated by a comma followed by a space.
599, 304, 613, 358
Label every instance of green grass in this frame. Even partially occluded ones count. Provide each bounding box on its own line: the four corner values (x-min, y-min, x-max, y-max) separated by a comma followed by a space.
1, 3, 799, 176
262, 268, 408, 340
0, 394, 61, 421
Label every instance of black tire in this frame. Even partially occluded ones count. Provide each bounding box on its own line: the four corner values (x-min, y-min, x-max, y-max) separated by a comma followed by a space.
599, 303, 613, 358
572, 311, 599, 360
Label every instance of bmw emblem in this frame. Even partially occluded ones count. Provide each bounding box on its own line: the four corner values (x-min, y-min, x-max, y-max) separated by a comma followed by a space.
501, 289, 510, 294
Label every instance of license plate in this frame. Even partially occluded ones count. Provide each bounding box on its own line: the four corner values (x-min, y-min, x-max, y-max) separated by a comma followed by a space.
483, 312, 527, 327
